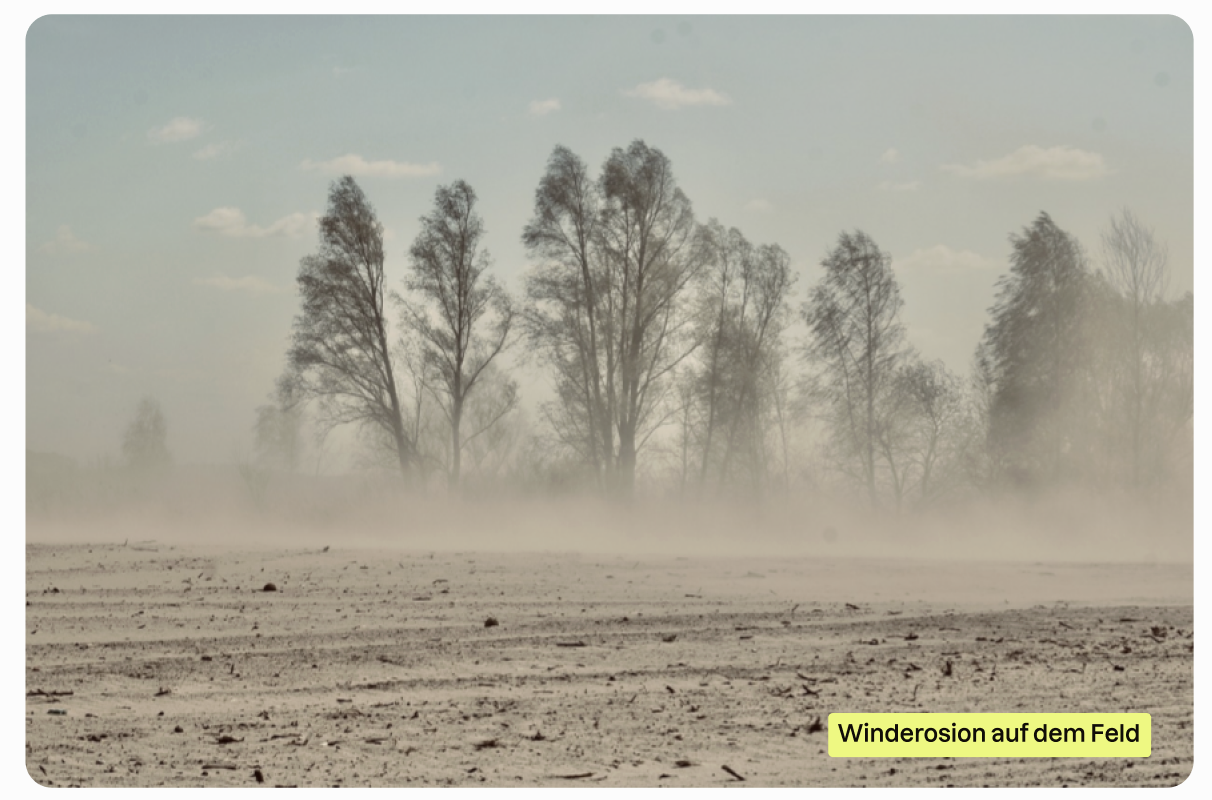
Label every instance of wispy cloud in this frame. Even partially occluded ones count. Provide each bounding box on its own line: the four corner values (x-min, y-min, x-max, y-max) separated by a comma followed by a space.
942, 145, 1109, 181
193, 274, 281, 294
622, 78, 731, 110
529, 98, 561, 117
39, 225, 93, 255
745, 198, 774, 214
880, 147, 900, 164
895, 245, 997, 275
192, 141, 236, 160
27, 303, 97, 334
876, 180, 920, 192
299, 154, 441, 178
147, 116, 205, 144
192, 208, 312, 239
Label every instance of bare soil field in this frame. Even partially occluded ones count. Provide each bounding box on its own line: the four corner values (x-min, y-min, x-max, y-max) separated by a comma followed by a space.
25, 542, 1193, 787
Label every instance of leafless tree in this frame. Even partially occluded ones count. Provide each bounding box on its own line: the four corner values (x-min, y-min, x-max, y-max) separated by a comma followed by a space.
400, 180, 515, 491
690, 220, 795, 495
523, 141, 707, 500
122, 396, 171, 473
884, 359, 976, 507
253, 372, 306, 473
522, 145, 617, 493
802, 230, 911, 508
1099, 208, 1171, 487
288, 176, 415, 480
459, 363, 525, 487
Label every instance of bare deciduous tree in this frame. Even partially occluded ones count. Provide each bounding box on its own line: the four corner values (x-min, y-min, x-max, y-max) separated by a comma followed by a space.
802, 230, 911, 508
401, 180, 515, 491
288, 176, 415, 480
885, 358, 974, 507
1099, 208, 1170, 487
253, 372, 306, 473
690, 220, 795, 495
523, 140, 707, 500
122, 396, 171, 473
522, 146, 612, 490
459, 363, 525, 486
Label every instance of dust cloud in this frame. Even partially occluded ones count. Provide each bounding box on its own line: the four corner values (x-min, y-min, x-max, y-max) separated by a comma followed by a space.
25, 460, 1191, 567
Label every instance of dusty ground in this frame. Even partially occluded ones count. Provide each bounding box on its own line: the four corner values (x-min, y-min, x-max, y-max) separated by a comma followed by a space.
25, 542, 1193, 787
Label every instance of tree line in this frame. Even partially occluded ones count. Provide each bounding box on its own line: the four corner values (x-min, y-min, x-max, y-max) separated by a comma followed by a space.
251, 139, 1192, 508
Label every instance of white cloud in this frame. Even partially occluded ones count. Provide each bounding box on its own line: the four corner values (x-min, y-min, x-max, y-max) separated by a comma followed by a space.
942, 145, 1109, 181
193, 274, 281, 294
192, 208, 312, 239
745, 198, 774, 213
876, 180, 920, 192
529, 98, 561, 116
622, 78, 731, 110
191, 141, 236, 160
147, 116, 205, 144
299, 154, 441, 178
895, 245, 997, 275
880, 147, 900, 164
27, 303, 97, 334
39, 225, 93, 255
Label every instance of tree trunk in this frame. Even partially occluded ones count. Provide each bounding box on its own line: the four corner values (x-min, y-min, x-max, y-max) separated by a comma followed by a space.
617, 423, 637, 502
450, 397, 463, 491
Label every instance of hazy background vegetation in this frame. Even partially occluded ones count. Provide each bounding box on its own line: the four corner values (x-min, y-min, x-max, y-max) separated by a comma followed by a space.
27, 149, 1192, 563
25, 17, 1193, 562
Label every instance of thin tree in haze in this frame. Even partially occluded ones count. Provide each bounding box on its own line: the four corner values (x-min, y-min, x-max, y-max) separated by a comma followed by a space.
288, 176, 415, 479
400, 180, 516, 491
457, 362, 526, 487
690, 220, 795, 495
523, 141, 707, 500
122, 396, 171, 473
253, 372, 306, 473
802, 230, 911, 508
522, 146, 611, 491
883, 358, 976, 507
692, 221, 746, 489
1152, 291, 1194, 482
977, 212, 1090, 487
1098, 208, 1170, 488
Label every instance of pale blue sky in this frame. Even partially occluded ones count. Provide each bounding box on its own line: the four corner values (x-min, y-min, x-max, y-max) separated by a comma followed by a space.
26, 15, 1193, 464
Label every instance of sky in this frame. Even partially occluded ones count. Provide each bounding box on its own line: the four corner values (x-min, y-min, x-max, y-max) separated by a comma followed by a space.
25, 14, 1194, 466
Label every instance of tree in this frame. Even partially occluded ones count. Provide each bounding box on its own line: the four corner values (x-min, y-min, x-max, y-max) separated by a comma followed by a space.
253, 372, 306, 473
523, 141, 707, 500
689, 220, 795, 495
122, 396, 171, 472
458, 363, 526, 487
978, 212, 1090, 487
522, 146, 611, 491
1151, 291, 1194, 482
884, 358, 976, 507
1098, 209, 1171, 488
401, 180, 515, 491
288, 176, 415, 480
802, 230, 911, 508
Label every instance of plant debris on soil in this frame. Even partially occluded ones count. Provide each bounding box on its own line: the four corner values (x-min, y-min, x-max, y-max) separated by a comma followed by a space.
24, 542, 1193, 788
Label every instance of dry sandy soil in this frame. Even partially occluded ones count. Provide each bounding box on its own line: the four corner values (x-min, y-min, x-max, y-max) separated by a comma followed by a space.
25, 542, 1192, 788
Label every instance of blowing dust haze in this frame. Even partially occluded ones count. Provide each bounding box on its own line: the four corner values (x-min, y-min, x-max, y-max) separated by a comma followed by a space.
24, 14, 1195, 790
